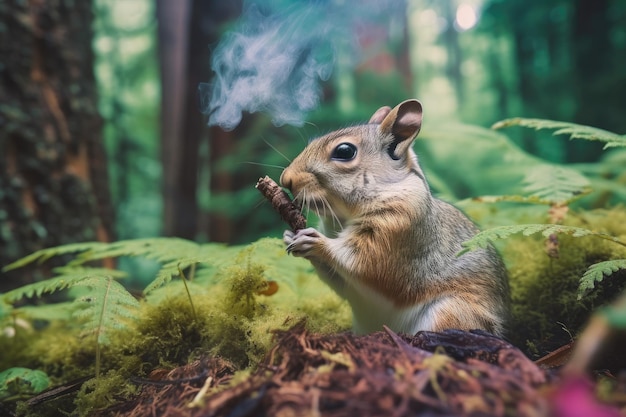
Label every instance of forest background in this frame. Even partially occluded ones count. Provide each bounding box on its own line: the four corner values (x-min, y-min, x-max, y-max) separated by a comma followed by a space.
1, 0, 625, 290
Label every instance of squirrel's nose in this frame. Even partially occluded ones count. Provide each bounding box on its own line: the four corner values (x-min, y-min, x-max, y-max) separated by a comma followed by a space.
279, 169, 292, 190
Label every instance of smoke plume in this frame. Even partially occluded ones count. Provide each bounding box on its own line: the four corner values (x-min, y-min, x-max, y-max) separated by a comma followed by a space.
200, 0, 405, 130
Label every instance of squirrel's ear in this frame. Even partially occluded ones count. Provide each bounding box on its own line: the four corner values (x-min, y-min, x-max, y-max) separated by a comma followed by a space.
368, 106, 392, 124
379, 99, 423, 160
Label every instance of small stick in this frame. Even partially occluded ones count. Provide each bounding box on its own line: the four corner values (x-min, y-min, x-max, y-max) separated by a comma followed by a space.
256, 176, 306, 231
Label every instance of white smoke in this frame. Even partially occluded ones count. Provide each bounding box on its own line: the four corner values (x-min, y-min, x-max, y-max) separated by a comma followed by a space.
201, 0, 406, 130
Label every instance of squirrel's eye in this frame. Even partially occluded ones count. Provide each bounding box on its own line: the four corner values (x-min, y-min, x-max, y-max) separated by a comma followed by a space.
331, 143, 357, 161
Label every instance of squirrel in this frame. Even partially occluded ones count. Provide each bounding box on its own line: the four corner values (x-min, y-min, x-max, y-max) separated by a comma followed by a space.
280, 99, 509, 336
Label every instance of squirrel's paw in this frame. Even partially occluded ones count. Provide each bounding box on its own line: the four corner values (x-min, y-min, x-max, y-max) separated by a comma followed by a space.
284, 228, 324, 258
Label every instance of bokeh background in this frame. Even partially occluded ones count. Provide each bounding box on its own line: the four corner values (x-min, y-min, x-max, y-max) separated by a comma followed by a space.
2, 0, 625, 288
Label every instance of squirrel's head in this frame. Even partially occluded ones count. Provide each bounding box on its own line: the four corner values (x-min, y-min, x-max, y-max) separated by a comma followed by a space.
280, 99, 427, 222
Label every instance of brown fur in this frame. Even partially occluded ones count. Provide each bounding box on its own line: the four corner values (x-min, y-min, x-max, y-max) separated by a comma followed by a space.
281, 100, 509, 335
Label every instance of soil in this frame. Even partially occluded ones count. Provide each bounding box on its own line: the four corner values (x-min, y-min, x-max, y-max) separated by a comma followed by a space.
83, 324, 624, 417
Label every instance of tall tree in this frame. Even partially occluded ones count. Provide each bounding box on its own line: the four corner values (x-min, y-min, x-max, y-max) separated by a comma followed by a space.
157, 0, 242, 242
0, 0, 115, 291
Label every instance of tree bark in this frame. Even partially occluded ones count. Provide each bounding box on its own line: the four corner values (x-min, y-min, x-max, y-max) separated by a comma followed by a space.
0, 0, 115, 291
157, 0, 242, 241
156, 0, 195, 239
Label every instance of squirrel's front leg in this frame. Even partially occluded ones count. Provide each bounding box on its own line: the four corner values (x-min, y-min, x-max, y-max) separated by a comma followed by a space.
284, 228, 329, 259
283, 228, 347, 295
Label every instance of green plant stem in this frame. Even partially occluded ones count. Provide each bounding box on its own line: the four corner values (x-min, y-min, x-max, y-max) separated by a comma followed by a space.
178, 265, 197, 320
597, 234, 626, 249
189, 263, 197, 281
95, 278, 113, 379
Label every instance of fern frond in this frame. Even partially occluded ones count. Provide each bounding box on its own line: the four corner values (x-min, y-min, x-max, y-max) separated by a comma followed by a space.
2, 267, 126, 304
70, 238, 207, 265
578, 260, 626, 300
144, 258, 208, 294
492, 118, 626, 149
2, 242, 108, 272
522, 165, 591, 205
71, 276, 139, 378
470, 195, 550, 205
72, 276, 139, 343
459, 224, 626, 255
3, 238, 231, 297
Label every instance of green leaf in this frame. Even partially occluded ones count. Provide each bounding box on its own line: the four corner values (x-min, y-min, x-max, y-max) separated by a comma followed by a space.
144, 258, 208, 294
521, 165, 591, 205
2, 237, 229, 297
578, 260, 626, 300
492, 118, 626, 149
470, 194, 554, 205
71, 276, 140, 378
72, 276, 139, 346
2, 242, 108, 272
0, 367, 50, 400
459, 224, 626, 255
2, 267, 127, 304
70, 238, 207, 265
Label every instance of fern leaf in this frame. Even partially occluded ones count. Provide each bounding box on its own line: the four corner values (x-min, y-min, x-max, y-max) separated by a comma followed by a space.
3, 238, 232, 298
72, 276, 139, 345
71, 276, 139, 378
578, 260, 626, 300
2, 242, 108, 272
1, 238, 205, 270
493, 118, 626, 149
2, 267, 126, 304
459, 224, 626, 255
144, 258, 209, 294
522, 165, 591, 205
68, 238, 207, 265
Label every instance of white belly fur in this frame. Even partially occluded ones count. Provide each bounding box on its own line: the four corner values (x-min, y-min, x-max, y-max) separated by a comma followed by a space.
345, 279, 437, 335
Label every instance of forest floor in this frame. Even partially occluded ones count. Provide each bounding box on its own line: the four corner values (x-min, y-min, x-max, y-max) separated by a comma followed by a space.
91, 323, 625, 417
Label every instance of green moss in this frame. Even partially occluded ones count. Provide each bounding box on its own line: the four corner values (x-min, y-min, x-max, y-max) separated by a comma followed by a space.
69, 239, 349, 411
73, 370, 136, 417
504, 206, 626, 356
0, 238, 351, 416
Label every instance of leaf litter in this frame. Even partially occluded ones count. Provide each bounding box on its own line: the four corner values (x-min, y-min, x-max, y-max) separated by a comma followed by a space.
90, 323, 613, 417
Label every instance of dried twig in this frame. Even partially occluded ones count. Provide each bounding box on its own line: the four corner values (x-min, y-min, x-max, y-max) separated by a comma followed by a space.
256, 176, 306, 231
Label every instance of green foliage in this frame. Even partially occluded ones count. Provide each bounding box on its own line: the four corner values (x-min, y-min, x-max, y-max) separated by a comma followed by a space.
72, 276, 140, 377
501, 207, 626, 355
443, 117, 626, 357
3, 242, 109, 272
521, 165, 591, 205
460, 162, 591, 208
493, 118, 626, 149
460, 224, 626, 255
0, 236, 349, 415
578, 260, 626, 300
0, 367, 49, 401
463, 119, 626, 311
2, 238, 226, 299
2, 267, 126, 304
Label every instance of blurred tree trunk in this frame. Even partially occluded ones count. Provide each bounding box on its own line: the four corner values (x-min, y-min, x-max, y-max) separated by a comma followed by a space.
157, 0, 242, 242
441, 0, 463, 107
570, 0, 610, 161
0, 0, 115, 291
157, 0, 195, 239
